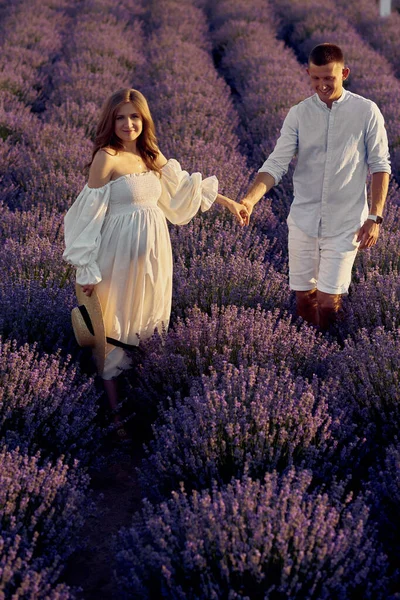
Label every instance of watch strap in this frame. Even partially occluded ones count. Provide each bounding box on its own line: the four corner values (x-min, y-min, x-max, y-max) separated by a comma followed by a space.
367, 214, 383, 224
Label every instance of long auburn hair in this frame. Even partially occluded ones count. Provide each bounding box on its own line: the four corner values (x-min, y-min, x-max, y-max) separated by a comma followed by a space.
88, 88, 161, 175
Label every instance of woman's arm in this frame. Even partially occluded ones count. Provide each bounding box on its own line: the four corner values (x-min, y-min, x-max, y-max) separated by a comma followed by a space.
81, 150, 114, 296
157, 150, 249, 225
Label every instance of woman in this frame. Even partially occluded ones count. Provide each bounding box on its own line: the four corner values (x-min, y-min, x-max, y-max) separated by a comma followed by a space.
63, 88, 248, 423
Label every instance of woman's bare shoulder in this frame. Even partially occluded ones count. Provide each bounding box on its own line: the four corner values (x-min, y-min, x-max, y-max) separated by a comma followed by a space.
101, 146, 118, 157
155, 149, 168, 169
88, 149, 116, 188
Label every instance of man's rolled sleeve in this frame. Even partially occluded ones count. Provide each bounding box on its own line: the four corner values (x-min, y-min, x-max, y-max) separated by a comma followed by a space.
366, 103, 391, 175
258, 106, 299, 184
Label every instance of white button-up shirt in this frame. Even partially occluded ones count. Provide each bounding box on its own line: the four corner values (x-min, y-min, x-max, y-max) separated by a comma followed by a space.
258, 89, 391, 237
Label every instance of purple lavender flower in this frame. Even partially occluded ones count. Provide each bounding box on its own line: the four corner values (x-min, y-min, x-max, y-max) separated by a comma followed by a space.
114, 468, 388, 599
208, 0, 310, 171
342, 270, 400, 334
0, 445, 90, 598
131, 305, 338, 409
334, 0, 400, 78
366, 442, 400, 574
0, 338, 104, 465
326, 327, 400, 458
138, 362, 335, 501
135, 2, 251, 199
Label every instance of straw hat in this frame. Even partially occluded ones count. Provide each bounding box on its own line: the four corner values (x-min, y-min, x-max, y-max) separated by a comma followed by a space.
71, 284, 106, 375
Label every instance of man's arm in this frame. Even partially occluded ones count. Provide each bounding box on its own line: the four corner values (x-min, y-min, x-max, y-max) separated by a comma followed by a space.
357, 171, 390, 249
241, 172, 276, 216
370, 171, 389, 217
240, 106, 298, 217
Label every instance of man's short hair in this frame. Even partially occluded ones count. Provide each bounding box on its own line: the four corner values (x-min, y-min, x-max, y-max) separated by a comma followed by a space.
308, 43, 344, 66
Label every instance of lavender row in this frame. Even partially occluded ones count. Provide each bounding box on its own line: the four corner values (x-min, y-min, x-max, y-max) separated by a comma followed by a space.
138, 363, 336, 502
45, 0, 146, 137
114, 469, 389, 599
205, 0, 309, 167
130, 304, 336, 406
0, 0, 72, 110
325, 327, 400, 454
131, 0, 292, 321
122, 311, 400, 596
334, 0, 400, 79
0, 202, 80, 354
0, 446, 93, 599
1, 0, 146, 214
203, 0, 307, 223
0, 338, 105, 465
168, 201, 290, 319
268, 0, 400, 178
134, 316, 400, 499
0, 0, 88, 214
368, 443, 400, 554
136, 0, 250, 198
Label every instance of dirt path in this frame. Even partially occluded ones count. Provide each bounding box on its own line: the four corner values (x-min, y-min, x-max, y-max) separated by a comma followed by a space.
64, 439, 145, 599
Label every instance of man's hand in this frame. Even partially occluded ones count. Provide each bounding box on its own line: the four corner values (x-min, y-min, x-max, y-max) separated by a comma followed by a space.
357, 219, 380, 249
240, 199, 255, 220
228, 200, 250, 226
238, 172, 275, 224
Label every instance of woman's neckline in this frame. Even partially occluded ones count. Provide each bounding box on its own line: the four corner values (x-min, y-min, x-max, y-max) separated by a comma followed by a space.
87, 170, 153, 190
110, 170, 152, 183
86, 160, 174, 191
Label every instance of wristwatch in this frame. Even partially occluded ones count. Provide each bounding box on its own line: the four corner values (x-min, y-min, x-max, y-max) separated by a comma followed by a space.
367, 214, 383, 224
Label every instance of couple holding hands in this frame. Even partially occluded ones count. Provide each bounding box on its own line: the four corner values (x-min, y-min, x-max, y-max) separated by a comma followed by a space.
64, 43, 390, 413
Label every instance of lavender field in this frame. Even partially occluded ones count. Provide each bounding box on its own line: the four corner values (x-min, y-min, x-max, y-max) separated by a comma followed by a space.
1, 0, 400, 598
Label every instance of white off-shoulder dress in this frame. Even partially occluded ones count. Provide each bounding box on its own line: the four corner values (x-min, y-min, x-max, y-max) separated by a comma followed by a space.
63, 159, 218, 379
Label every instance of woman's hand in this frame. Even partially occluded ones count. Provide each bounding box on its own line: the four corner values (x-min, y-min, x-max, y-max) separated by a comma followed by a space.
82, 284, 95, 297
215, 194, 250, 226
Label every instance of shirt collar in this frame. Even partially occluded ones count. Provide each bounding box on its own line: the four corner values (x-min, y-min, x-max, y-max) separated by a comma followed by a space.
334, 89, 348, 104
314, 88, 348, 109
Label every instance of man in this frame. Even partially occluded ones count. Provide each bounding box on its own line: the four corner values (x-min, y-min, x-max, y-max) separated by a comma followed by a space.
241, 43, 391, 330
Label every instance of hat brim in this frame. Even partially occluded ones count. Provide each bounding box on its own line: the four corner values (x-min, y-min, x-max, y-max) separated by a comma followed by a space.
74, 284, 106, 376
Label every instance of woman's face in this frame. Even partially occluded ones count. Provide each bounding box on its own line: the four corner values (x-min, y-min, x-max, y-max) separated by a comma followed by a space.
114, 102, 143, 145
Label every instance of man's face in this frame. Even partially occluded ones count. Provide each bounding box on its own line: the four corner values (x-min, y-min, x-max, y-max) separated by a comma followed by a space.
307, 61, 350, 107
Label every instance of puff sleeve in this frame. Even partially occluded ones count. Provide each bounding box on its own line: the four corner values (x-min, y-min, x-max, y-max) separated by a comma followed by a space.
157, 159, 218, 225
63, 184, 111, 285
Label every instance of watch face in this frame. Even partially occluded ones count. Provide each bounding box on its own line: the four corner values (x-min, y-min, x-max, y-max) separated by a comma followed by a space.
376, 216, 383, 224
